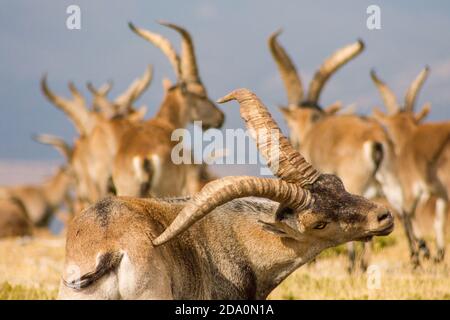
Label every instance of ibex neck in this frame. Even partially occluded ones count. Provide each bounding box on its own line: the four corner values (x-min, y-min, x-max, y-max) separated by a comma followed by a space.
385, 122, 417, 155
43, 168, 71, 207
154, 88, 189, 129
201, 204, 321, 299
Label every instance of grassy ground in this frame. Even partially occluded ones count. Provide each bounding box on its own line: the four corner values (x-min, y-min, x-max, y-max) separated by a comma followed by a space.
0, 230, 64, 300
269, 227, 450, 299
0, 207, 449, 300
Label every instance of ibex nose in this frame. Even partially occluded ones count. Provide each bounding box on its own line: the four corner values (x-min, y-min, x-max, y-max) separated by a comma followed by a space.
377, 210, 392, 223
370, 207, 394, 236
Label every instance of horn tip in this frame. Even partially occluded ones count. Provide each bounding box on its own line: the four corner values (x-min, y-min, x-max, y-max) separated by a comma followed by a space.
357, 38, 365, 49
128, 21, 138, 33
68, 81, 76, 90
217, 88, 252, 104
216, 93, 235, 104
40, 73, 49, 87
31, 133, 39, 142
86, 82, 95, 92
157, 20, 173, 28
269, 28, 283, 39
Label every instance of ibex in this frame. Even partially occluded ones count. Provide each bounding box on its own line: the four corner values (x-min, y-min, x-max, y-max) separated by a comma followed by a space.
268, 31, 399, 271
0, 134, 73, 227
371, 67, 450, 264
41, 67, 152, 208
0, 199, 32, 238
112, 21, 224, 197
59, 89, 393, 300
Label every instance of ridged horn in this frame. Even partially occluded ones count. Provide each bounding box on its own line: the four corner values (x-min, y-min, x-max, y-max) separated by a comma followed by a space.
307, 40, 364, 103
217, 89, 320, 186
159, 21, 200, 83
33, 133, 72, 161
129, 22, 182, 80
41, 75, 92, 135
370, 70, 400, 114
268, 30, 303, 106
152, 176, 312, 246
404, 66, 430, 112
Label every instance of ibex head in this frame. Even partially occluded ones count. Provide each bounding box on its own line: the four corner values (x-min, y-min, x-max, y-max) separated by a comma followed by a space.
87, 65, 153, 121
129, 21, 224, 130
370, 67, 431, 130
268, 30, 364, 146
153, 89, 393, 248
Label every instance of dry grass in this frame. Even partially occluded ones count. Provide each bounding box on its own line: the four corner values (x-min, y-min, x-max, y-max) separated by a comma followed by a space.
0, 230, 64, 300
0, 210, 449, 300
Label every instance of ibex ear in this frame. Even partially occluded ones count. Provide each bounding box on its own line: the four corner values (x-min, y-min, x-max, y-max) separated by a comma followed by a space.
162, 78, 173, 93
372, 107, 385, 121
415, 102, 431, 123
324, 101, 343, 115
128, 106, 147, 122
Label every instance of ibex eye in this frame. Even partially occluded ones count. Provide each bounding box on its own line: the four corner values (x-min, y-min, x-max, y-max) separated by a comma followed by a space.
314, 222, 328, 230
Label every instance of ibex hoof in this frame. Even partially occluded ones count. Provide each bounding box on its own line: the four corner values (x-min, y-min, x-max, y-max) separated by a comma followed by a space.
410, 253, 420, 268
418, 239, 431, 259
433, 249, 445, 263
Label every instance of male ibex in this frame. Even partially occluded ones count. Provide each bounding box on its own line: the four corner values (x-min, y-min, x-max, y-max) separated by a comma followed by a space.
59, 89, 393, 300
268, 31, 399, 271
0, 134, 73, 227
371, 67, 449, 264
112, 21, 224, 197
41, 67, 152, 208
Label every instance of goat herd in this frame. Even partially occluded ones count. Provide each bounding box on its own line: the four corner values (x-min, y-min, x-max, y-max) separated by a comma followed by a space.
0, 20, 449, 300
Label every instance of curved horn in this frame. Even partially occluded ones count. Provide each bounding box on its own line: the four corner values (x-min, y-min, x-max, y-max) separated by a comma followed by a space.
307, 40, 364, 103
268, 30, 303, 106
33, 133, 72, 161
41, 75, 92, 135
129, 22, 181, 80
404, 66, 430, 112
370, 70, 400, 114
115, 65, 153, 111
218, 89, 320, 186
159, 21, 200, 83
153, 176, 312, 246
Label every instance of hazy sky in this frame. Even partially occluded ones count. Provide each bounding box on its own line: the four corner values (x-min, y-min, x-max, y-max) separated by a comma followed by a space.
1, 0, 450, 170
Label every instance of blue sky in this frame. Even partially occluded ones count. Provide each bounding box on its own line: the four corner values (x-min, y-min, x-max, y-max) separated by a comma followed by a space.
1, 0, 450, 169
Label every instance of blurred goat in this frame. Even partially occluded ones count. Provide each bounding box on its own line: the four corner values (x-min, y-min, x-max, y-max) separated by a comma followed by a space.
371, 67, 450, 264
112, 21, 224, 197
0, 134, 73, 228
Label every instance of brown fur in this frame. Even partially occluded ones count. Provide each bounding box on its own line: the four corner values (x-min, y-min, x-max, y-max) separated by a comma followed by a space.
0, 198, 32, 238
